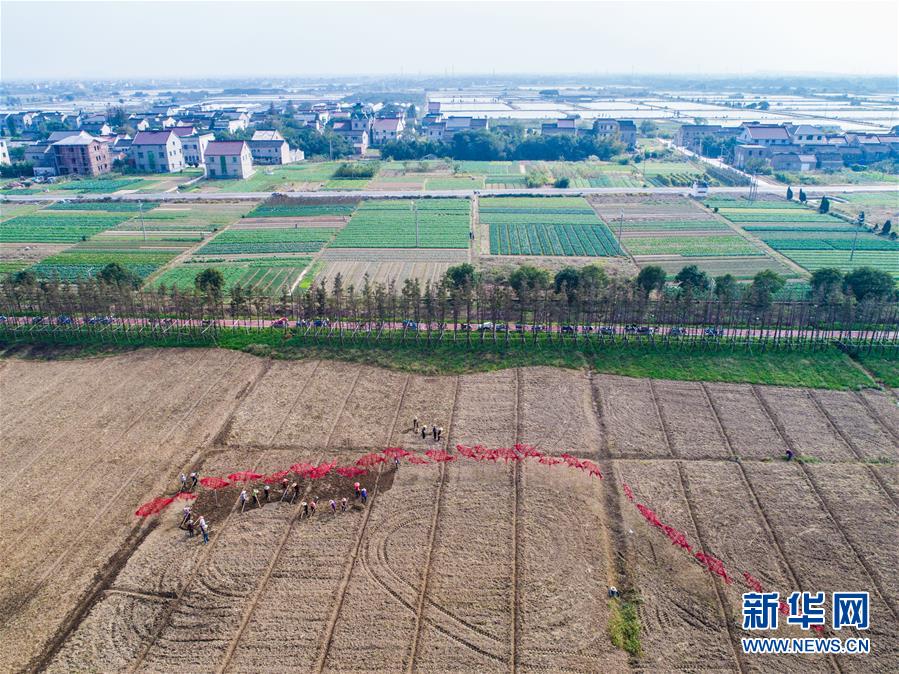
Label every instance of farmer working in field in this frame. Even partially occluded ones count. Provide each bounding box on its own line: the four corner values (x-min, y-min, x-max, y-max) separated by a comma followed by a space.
197, 515, 209, 544
239, 489, 249, 511
413, 417, 419, 432
354, 481, 361, 498
360, 487, 368, 505
301, 500, 309, 517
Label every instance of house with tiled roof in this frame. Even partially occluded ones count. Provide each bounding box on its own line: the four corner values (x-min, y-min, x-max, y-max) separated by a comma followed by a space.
542, 118, 578, 137
737, 124, 791, 147
248, 129, 295, 164
172, 125, 215, 166
51, 131, 111, 176
371, 117, 406, 146
130, 130, 185, 173
204, 141, 254, 179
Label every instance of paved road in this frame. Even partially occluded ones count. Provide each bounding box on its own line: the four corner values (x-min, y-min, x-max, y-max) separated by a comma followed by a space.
2, 184, 896, 203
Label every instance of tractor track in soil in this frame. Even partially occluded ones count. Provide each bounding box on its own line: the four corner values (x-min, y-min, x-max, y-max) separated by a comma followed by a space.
314, 366, 411, 673
2, 352, 220, 559
510, 368, 522, 674
807, 390, 899, 512
750, 384, 897, 654
0, 352, 219, 625
647, 379, 746, 674
406, 374, 460, 672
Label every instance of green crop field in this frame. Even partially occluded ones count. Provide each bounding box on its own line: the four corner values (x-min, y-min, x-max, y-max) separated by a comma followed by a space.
246, 202, 357, 218
151, 257, 312, 295
482, 196, 621, 256
331, 199, 471, 248
720, 210, 845, 223
623, 235, 763, 257
0, 261, 29, 277
0, 212, 133, 242
56, 178, 153, 193
456, 161, 523, 175
617, 219, 731, 232
322, 178, 372, 190
424, 176, 485, 190
842, 193, 899, 206
780, 251, 899, 278
704, 199, 804, 209
46, 201, 160, 212
197, 227, 336, 255
30, 250, 178, 280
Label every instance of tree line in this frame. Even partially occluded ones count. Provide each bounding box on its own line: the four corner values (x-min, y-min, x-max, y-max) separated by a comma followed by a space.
3, 262, 897, 347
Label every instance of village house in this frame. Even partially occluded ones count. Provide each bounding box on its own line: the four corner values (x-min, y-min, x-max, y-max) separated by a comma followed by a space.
673, 124, 725, 153
204, 140, 254, 179
0, 139, 10, 166
130, 130, 185, 173
736, 124, 792, 147
246, 129, 287, 164
542, 118, 578, 137
787, 125, 827, 146
733, 144, 768, 169
172, 126, 215, 166
769, 152, 817, 172
371, 117, 406, 146
212, 111, 250, 133
593, 119, 637, 149
51, 131, 111, 176
80, 114, 112, 136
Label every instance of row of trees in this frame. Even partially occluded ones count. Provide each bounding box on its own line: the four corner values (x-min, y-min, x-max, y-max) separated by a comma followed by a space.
3, 262, 896, 345
381, 128, 626, 162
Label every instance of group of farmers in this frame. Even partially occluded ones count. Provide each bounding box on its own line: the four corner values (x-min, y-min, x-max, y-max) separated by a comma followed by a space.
412, 417, 444, 442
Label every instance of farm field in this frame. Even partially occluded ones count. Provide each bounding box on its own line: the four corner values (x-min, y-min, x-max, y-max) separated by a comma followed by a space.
196, 227, 336, 255
316, 247, 469, 287
3, 351, 898, 673
196, 162, 342, 192
151, 257, 313, 295
591, 195, 786, 278
0, 211, 135, 243
332, 198, 471, 248
481, 196, 622, 256
711, 196, 899, 279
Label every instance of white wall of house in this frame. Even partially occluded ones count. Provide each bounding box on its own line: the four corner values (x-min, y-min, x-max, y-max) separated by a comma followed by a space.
205, 148, 254, 179
132, 135, 185, 173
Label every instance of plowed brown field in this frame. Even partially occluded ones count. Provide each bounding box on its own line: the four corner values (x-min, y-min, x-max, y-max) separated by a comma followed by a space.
1, 349, 896, 673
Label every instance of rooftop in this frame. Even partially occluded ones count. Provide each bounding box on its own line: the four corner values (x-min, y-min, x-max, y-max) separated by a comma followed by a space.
205, 141, 247, 156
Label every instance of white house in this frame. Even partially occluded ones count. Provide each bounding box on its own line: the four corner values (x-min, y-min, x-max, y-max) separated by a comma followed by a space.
172, 126, 214, 166
371, 117, 406, 146
204, 140, 254, 179
130, 130, 185, 173
248, 129, 291, 164
0, 139, 10, 166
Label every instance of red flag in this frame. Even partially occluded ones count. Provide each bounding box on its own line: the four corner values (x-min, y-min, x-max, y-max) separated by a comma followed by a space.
199, 476, 230, 490
695, 552, 732, 584
264, 470, 291, 484
743, 572, 764, 593
336, 465, 367, 478
135, 496, 174, 517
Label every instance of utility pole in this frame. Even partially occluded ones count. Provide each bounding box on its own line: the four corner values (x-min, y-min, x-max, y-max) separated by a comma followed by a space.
139, 200, 147, 242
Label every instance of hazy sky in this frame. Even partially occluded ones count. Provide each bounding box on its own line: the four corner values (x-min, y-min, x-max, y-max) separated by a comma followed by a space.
2, 0, 897, 80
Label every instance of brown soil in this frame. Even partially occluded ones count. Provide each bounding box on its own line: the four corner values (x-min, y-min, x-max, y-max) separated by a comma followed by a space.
2, 350, 897, 673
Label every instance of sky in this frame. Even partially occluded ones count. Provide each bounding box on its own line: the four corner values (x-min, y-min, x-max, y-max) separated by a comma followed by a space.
2, 0, 898, 81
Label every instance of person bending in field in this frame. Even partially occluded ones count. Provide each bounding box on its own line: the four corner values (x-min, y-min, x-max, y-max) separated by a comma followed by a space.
329, 499, 337, 514
239, 489, 249, 511
280, 478, 290, 499
185, 516, 195, 538
290, 482, 300, 503
197, 515, 209, 544
785, 449, 794, 461
252, 488, 261, 509
360, 487, 368, 505
341, 497, 348, 512
420, 425, 427, 441
180, 505, 192, 528
301, 500, 308, 517
413, 417, 419, 432
354, 482, 361, 499
263, 484, 271, 502
309, 499, 317, 515
189, 471, 199, 491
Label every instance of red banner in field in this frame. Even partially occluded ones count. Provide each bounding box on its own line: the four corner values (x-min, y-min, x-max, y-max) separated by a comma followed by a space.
743, 572, 764, 593
135, 496, 174, 517
227, 471, 263, 482
290, 462, 314, 476
406, 455, 430, 465
662, 524, 692, 552
199, 476, 230, 490
264, 470, 291, 484
637, 503, 664, 529
623, 483, 635, 502
309, 461, 335, 479
356, 453, 386, 467
336, 466, 367, 478
425, 449, 456, 462
174, 492, 197, 501
695, 552, 733, 584
383, 447, 411, 458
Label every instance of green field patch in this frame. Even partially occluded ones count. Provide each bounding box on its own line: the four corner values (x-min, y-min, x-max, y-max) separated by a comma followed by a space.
322, 178, 371, 190
480, 196, 594, 211
30, 250, 178, 280
151, 257, 311, 295
624, 235, 762, 257
768, 250, 899, 278
57, 178, 154, 193
197, 227, 335, 255
331, 198, 470, 248
424, 176, 485, 190
46, 201, 159, 212
704, 199, 803, 209
0, 212, 133, 243
247, 202, 357, 218
618, 219, 730, 232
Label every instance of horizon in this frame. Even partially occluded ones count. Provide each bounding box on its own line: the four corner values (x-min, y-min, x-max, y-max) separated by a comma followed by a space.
2, 0, 898, 81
